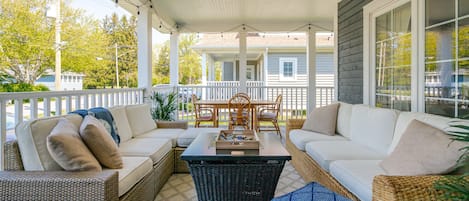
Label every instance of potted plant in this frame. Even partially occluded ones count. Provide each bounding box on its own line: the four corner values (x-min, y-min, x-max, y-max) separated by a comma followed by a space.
434, 121, 469, 200
149, 91, 177, 121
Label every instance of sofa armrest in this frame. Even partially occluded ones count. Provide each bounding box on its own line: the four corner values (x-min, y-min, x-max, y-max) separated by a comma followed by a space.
0, 170, 119, 201
373, 175, 444, 201
286, 119, 305, 138
156, 120, 188, 129
3, 139, 24, 171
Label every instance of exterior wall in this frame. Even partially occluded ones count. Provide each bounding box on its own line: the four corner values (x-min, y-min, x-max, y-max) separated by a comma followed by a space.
35, 75, 84, 91
223, 62, 234, 81
337, 0, 372, 104
267, 53, 334, 87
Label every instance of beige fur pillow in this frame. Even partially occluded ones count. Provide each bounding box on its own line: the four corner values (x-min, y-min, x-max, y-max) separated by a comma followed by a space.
80, 115, 123, 169
380, 119, 466, 175
47, 118, 101, 171
302, 103, 339, 135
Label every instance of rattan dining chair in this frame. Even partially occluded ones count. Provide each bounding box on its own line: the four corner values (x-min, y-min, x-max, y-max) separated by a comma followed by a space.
256, 94, 282, 138
228, 93, 251, 130
192, 94, 217, 127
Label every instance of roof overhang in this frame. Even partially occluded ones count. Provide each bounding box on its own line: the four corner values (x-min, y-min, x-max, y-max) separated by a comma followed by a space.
114, 0, 337, 33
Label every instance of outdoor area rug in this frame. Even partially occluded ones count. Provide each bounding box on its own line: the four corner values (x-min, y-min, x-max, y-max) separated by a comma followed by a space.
155, 161, 306, 201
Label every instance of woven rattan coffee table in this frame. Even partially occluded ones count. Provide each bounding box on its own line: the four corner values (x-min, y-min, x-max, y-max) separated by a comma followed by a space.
181, 131, 291, 201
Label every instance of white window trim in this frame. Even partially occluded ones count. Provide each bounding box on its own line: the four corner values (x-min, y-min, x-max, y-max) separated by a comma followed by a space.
279, 57, 298, 80
363, 0, 420, 111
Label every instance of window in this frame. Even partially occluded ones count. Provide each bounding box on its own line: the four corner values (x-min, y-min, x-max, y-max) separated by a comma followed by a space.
424, 0, 469, 118
279, 58, 297, 80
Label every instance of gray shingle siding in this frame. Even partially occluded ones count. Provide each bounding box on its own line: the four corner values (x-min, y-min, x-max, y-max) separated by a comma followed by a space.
337, 0, 371, 104
267, 53, 332, 76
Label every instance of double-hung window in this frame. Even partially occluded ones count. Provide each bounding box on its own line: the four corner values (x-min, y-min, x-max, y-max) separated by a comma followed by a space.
279, 58, 297, 80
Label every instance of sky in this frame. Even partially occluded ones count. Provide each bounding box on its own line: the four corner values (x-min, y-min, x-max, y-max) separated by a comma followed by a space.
69, 0, 170, 45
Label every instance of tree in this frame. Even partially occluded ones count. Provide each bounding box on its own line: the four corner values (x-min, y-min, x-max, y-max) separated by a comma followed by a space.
178, 34, 201, 85
0, 0, 54, 84
153, 42, 170, 85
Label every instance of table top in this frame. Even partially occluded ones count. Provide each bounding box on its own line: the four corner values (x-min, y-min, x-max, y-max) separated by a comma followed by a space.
194, 100, 276, 106
181, 132, 291, 161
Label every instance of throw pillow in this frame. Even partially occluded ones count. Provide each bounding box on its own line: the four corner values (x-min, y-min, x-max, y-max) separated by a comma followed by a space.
301, 103, 339, 135
380, 119, 466, 176
126, 104, 156, 136
46, 118, 101, 171
80, 115, 123, 169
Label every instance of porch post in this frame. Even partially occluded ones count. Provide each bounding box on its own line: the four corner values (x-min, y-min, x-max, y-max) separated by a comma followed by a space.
263, 48, 268, 83
201, 52, 207, 85
137, 6, 152, 96
307, 30, 317, 112
170, 32, 179, 86
239, 30, 247, 92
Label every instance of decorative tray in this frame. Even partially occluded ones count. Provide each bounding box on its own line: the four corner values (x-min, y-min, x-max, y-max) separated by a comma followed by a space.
215, 130, 259, 150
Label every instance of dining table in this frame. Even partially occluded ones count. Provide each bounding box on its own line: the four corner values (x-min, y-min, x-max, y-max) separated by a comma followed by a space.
193, 99, 276, 129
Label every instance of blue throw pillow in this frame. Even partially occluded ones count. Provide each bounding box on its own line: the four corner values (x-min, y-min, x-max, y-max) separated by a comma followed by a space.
70, 107, 121, 145
272, 182, 351, 201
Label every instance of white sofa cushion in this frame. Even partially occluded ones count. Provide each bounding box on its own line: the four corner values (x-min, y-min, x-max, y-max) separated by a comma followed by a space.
125, 104, 156, 137
16, 114, 83, 171
289, 129, 347, 151
389, 111, 461, 154
305, 141, 386, 171
336, 102, 353, 139
119, 138, 172, 164
350, 105, 399, 154
112, 156, 153, 197
108, 106, 133, 142
330, 160, 385, 201
178, 128, 222, 147
135, 129, 186, 147
302, 103, 340, 135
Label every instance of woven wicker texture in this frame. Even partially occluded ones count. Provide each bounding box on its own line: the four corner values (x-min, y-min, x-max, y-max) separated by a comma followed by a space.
156, 120, 188, 129
0, 170, 118, 201
188, 162, 286, 201
153, 150, 174, 195
174, 147, 190, 173
3, 140, 23, 171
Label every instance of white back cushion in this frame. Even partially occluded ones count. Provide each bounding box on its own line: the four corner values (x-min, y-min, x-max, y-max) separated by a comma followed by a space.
350, 105, 399, 154
108, 106, 133, 142
336, 102, 353, 139
126, 104, 156, 137
389, 112, 460, 154
16, 114, 83, 171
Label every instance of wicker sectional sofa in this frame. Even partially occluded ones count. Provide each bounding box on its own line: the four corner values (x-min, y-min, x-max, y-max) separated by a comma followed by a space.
1, 104, 221, 201
286, 102, 465, 201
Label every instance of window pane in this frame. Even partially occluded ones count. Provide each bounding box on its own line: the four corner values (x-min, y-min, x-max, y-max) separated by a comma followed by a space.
459, 18, 469, 59
459, 0, 469, 17
393, 66, 412, 111
283, 62, 293, 77
376, 12, 391, 42
425, 22, 455, 62
376, 95, 392, 109
458, 61, 469, 118
425, 99, 455, 117
425, 62, 455, 99
425, 0, 455, 26
393, 3, 412, 35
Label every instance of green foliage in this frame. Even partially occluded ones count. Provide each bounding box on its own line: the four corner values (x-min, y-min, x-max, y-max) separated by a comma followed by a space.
153, 42, 170, 85
149, 91, 177, 121
434, 121, 469, 200
0, 83, 49, 92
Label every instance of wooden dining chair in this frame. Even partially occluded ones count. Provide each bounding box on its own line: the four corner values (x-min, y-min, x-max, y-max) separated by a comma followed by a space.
192, 94, 217, 127
228, 93, 251, 130
256, 94, 282, 137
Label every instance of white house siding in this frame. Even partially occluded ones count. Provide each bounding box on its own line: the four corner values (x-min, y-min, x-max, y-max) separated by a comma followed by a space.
223, 62, 234, 81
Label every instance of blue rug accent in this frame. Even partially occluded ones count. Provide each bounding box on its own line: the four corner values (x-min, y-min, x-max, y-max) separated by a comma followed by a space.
272, 182, 351, 201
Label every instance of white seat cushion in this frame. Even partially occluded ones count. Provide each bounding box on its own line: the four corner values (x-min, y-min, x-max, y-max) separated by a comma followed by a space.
108, 106, 133, 143
289, 129, 347, 151
350, 105, 399, 154
336, 102, 353, 139
178, 128, 222, 147
305, 141, 386, 171
15, 114, 83, 171
125, 104, 156, 137
330, 160, 386, 201
135, 129, 186, 147
111, 156, 153, 197
119, 138, 172, 164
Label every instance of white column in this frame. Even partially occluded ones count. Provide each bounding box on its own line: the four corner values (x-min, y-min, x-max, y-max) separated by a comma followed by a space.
170, 32, 179, 86
239, 30, 247, 92
201, 53, 207, 85
263, 48, 268, 83
307, 30, 317, 112
137, 6, 152, 95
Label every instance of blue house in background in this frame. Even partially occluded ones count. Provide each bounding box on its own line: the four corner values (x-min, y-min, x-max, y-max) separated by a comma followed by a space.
35, 70, 85, 91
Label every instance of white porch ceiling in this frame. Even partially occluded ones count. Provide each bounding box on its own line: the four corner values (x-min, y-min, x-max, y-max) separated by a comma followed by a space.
115, 0, 337, 33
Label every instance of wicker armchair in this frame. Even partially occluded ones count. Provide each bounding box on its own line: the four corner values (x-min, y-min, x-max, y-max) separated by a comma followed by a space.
192, 94, 217, 127
256, 94, 282, 137
228, 94, 251, 130
285, 119, 448, 201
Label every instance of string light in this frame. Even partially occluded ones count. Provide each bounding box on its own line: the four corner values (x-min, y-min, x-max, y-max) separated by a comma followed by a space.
137, 6, 140, 15
221, 32, 223, 38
